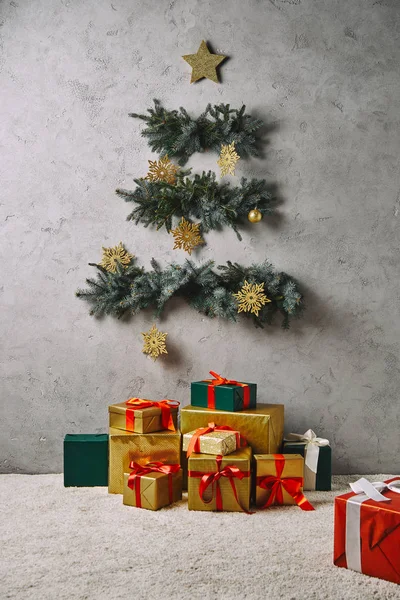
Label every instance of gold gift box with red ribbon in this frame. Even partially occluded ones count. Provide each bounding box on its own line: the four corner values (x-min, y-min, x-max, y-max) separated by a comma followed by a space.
109, 398, 179, 434
255, 454, 314, 511
191, 371, 257, 411
183, 423, 242, 457
123, 461, 182, 510
188, 446, 252, 512
108, 427, 181, 494
334, 477, 400, 584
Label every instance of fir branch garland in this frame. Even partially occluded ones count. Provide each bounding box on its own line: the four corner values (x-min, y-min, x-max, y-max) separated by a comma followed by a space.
130, 99, 264, 165
76, 255, 304, 329
116, 170, 275, 240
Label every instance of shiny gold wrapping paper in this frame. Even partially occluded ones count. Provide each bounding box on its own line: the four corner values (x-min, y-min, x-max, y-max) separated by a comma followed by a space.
182, 429, 238, 456
181, 404, 284, 454
123, 469, 182, 510
108, 427, 181, 494
255, 454, 304, 507
108, 401, 178, 434
188, 446, 252, 512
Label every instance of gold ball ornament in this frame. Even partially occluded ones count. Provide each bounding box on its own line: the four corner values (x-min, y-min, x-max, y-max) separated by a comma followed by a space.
248, 209, 263, 223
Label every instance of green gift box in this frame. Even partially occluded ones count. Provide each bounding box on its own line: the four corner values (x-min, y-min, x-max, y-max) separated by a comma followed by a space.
64, 434, 108, 487
283, 429, 331, 491
191, 371, 256, 411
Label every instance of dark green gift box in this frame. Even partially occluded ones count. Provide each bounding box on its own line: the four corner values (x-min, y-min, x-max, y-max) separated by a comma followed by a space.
64, 434, 108, 487
283, 442, 331, 491
191, 379, 257, 412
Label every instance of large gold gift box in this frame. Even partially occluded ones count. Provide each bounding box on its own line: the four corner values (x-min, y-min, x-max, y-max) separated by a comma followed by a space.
108, 401, 179, 434
255, 453, 304, 507
123, 469, 182, 510
182, 428, 238, 456
108, 427, 181, 494
188, 446, 252, 512
181, 404, 284, 453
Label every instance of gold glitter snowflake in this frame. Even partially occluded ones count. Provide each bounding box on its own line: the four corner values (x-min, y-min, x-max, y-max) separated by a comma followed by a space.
233, 280, 271, 316
100, 243, 133, 273
171, 217, 204, 255
217, 142, 240, 176
141, 324, 168, 360
145, 155, 178, 184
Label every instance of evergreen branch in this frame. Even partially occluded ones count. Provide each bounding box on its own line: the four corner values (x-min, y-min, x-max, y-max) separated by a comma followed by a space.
76, 254, 304, 329
116, 171, 275, 240
129, 99, 264, 165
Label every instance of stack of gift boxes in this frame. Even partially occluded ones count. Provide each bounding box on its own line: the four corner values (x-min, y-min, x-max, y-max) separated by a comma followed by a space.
64, 371, 400, 584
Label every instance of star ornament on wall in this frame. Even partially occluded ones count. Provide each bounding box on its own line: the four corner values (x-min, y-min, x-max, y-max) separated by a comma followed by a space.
182, 40, 227, 84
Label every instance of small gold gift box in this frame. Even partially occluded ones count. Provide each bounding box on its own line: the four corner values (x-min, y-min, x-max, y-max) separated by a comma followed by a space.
123, 463, 182, 510
108, 399, 179, 434
255, 453, 310, 508
182, 427, 238, 457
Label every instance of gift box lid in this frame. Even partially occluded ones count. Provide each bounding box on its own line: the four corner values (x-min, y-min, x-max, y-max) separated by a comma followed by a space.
188, 446, 252, 472
109, 401, 179, 418
192, 380, 255, 391
64, 434, 108, 443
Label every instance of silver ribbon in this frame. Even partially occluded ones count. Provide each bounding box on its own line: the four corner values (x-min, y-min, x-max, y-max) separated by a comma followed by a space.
284, 429, 329, 490
345, 477, 400, 573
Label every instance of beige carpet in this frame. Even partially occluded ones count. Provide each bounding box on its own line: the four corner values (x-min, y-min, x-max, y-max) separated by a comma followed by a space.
1, 474, 399, 600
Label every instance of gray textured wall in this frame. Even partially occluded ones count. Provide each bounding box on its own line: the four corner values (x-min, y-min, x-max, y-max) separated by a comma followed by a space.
1, 0, 400, 474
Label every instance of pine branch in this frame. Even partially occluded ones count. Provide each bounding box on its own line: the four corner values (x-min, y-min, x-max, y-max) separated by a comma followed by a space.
129, 99, 265, 165
76, 254, 304, 329
116, 171, 275, 240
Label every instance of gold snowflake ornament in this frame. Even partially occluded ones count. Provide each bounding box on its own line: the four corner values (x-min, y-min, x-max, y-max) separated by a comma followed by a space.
217, 142, 240, 177
100, 242, 133, 273
233, 280, 271, 316
171, 217, 204, 255
145, 155, 178, 184
141, 324, 168, 360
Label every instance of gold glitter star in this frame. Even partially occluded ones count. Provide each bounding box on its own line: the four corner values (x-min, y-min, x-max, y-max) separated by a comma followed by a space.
217, 142, 240, 176
145, 155, 178, 184
141, 324, 168, 360
100, 242, 134, 273
182, 40, 226, 84
233, 280, 271, 316
171, 217, 204, 255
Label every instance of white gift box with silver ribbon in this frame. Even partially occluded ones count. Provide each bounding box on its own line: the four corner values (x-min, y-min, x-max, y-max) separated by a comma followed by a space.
284, 429, 330, 490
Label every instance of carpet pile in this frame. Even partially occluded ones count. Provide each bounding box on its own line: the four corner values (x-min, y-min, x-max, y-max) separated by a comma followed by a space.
1, 474, 399, 599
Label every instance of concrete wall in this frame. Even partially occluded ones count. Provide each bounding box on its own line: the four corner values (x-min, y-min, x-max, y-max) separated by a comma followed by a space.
1, 0, 400, 473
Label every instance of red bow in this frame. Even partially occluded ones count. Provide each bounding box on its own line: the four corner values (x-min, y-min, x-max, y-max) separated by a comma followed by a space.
257, 454, 314, 511
125, 398, 179, 431
127, 461, 180, 508
189, 455, 252, 513
186, 422, 246, 457
203, 371, 250, 409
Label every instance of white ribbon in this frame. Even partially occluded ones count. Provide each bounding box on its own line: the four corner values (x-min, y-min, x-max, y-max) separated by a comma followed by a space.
345, 477, 400, 573
284, 429, 329, 490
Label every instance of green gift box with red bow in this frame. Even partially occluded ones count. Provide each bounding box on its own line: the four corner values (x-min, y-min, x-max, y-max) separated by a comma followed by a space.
191, 371, 257, 412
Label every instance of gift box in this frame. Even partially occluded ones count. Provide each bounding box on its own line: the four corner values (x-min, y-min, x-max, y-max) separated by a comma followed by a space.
182, 423, 241, 457
255, 453, 314, 510
334, 477, 400, 584
181, 403, 284, 491
64, 434, 108, 487
109, 398, 179, 434
123, 462, 182, 510
283, 429, 331, 491
108, 427, 181, 494
191, 371, 256, 411
188, 446, 252, 512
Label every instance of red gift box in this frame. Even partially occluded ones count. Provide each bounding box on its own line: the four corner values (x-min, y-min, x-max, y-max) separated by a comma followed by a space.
334, 477, 400, 584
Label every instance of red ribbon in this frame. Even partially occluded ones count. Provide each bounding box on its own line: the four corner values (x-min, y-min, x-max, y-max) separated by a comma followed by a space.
203, 371, 250, 410
186, 422, 247, 457
188, 455, 252, 513
256, 454, 315, 511
127, 461, 180, 508
125, 398, 179, 432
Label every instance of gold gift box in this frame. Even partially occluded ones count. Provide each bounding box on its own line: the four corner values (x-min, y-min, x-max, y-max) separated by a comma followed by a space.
188, 446, 252, 512
108, 427, 181, 494
255, 453, 304, 507
108, 401, 179, 434
182, 429, 238, 456
123, 469, 182, 510
181, 404, 284, 453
